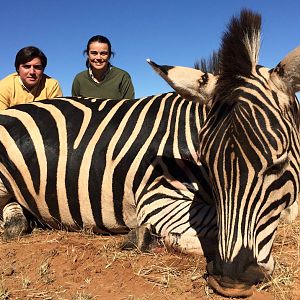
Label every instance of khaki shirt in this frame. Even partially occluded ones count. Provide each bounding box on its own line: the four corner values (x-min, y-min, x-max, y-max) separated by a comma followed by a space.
0, 72, 63, 110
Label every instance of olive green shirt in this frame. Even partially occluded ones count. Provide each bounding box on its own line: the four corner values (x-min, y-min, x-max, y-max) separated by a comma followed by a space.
71, 66, 135, 99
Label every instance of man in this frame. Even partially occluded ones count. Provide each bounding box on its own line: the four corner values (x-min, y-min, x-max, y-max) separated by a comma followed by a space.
0, 46, 62, 110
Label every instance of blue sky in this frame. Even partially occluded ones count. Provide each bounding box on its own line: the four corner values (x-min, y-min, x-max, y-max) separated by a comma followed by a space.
1, 0, 300, 98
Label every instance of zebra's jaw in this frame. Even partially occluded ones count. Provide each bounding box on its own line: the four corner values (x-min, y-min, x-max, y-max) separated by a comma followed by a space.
280, 200, 299, 223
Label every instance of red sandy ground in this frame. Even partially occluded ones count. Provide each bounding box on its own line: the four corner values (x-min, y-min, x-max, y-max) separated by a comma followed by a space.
0, 220, 299, 300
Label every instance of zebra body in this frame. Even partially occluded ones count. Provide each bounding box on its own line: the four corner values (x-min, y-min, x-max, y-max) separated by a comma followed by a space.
0, 93, 217, 253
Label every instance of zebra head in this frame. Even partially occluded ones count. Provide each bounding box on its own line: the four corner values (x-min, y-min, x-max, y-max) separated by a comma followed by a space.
198, 10, 300, 297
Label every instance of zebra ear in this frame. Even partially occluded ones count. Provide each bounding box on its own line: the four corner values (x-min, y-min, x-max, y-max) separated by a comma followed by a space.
147, 59, 216, 103
270, 46, 300, 94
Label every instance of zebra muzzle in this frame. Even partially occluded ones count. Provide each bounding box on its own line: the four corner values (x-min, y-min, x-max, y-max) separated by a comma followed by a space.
207, 275, 255, 298
206, 260, 266, 297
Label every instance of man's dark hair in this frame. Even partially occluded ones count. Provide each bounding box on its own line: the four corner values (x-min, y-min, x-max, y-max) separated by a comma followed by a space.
15, 46, 47, 71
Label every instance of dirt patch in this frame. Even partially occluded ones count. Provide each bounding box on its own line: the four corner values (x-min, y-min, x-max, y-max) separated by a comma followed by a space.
0, 218, 299, 300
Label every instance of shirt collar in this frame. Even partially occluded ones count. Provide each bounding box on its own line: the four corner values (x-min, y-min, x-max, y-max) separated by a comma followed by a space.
88, 64, 112, 83
18, 76, 31, 92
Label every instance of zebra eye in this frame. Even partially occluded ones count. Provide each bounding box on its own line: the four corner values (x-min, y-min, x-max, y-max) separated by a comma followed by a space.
265, 157, 289, 176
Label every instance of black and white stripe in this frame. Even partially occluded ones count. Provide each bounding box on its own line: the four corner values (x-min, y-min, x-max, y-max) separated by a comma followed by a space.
197, 10, 300, 295
0, 93, 216, 252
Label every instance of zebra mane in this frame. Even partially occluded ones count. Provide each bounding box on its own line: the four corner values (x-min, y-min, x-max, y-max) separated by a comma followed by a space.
220, 9, 261, 77
194, 51, 221, 75
213, 9, 262, 103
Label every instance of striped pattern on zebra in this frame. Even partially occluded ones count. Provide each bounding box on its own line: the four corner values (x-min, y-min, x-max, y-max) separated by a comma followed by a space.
0, 93, 217, 253
147, 10, 300, 298
198, 10, 300, 297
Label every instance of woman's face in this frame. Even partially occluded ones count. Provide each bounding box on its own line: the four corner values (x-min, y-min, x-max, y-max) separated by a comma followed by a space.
88, 42, 110, 72
18, 57, 44, 90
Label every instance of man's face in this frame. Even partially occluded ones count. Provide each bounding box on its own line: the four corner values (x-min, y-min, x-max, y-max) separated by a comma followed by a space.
18, 57, 43, 90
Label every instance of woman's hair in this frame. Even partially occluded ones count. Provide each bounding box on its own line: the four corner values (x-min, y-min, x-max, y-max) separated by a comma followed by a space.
84, 35, 115, 68
15, 46, 47, 71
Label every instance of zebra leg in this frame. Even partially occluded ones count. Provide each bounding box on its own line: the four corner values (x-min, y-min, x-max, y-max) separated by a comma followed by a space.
0, 178, 29, 241
2, 202, 30, 241
121, 223, 159, 252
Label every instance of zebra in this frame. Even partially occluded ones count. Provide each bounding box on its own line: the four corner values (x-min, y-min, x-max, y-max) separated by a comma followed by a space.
0, 9, 298, 298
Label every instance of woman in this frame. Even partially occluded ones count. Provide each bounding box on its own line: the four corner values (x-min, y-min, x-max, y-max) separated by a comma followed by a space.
0, 46, 62, 110
72, 35, 135, 99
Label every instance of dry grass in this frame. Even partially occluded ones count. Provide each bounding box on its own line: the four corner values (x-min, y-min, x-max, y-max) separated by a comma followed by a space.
0, 216, 299, 299
0, 283, 10, 300
258, 217, 300, 300
71, 292, 94, 300
98, 218, 300, 299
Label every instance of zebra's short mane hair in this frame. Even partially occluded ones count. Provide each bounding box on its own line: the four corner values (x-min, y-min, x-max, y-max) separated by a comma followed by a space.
215, 9, 261, 103
221, 9, 261, 76
194, 51, 221, 75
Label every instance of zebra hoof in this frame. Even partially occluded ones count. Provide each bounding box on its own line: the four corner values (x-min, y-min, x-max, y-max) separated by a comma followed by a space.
3, 215, 30, 241
121, 223, 158, 252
